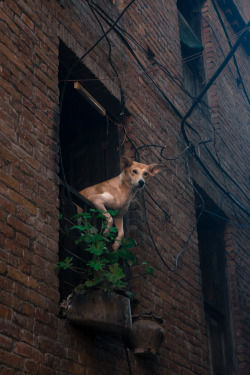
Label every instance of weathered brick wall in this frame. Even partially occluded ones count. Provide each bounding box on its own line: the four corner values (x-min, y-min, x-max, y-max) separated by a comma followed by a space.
197, 3, 250, 373
0, 0, 249, 374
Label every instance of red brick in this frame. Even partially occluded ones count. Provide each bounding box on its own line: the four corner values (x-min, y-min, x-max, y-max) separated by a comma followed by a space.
14, 342, 43, 363
39, 365, 55, 375
7, 216, 36, 238
0, 42, 23, 71
23, 359, 39, 375
0, 334, 12, 350
0, 348, 23, 369
0, 170, 19, 191
21, 330, 36, 348
7, 266, 37, 289
0, 367, 17, 375
0, 222, 14, 239
35, 307, 50, 325
21, 13, 34, 30
26, 289, 47, 309
8, 190, 37, 216
0, 195, 15, 214
0, 117, 18, 142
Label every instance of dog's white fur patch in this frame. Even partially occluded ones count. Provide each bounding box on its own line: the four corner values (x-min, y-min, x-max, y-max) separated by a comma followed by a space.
101, 192, 113, 201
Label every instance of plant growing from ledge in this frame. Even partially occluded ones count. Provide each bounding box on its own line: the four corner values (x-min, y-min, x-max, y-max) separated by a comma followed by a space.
56, 209, 153, 297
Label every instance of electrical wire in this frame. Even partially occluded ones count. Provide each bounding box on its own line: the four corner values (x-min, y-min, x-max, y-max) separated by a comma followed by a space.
123, 339, 133, 375
144, 188, 170, 221
186, 0, 247, 101
134, 144, 190, 162
210, 0, 250, 106
87, 0, 248, 83
181, 23, 250, 218
58, 0, 250, 275
58, 0, 137, 211
86, 0, 250, 210
76, 3, 249, 203
110, 3, 249, 200
203, 210, 250, 229
140, 151, 206, 272
59, 0, 136, 114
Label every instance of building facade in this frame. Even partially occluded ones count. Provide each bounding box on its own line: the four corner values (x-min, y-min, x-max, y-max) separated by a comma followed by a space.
0, 0, 249, 374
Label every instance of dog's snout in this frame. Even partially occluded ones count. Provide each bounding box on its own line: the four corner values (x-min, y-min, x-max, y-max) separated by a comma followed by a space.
138, 180, 145, 188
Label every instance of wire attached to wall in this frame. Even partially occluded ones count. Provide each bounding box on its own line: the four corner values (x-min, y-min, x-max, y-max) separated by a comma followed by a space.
59, 0, 250, 276
181, 23, 250, 218
186, 0, 250, 108
58, 0, 137, 212
87, 0, 250, 209
210, 0, 250, 106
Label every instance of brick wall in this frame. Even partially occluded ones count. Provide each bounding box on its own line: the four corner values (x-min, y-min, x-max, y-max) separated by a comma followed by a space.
0, 0, 249, 374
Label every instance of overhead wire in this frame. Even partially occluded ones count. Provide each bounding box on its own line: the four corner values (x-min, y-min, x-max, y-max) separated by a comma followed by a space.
203, 210, 250, 229
186, 0, 250, 108
88, 0, 250, 209
93, 2, 249, 232
58, 0, 137, 211
59, 0, 136, 114
59, 0, 249, 273
87, 0, 248, 81
84, 2, 249, 199
181, 23, 250, 218
101, 4, 250, 267
59, 23, 245, 211
210, 0, 250, 106
101, 1, 249, 192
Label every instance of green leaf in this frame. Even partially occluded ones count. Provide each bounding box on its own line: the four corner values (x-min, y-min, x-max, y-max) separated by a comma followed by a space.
125, 291, 137, 300
109, 226, 118, 234
146, 267, 154, 275
74, 236, 86, 245
87, 259, 105, 271
113, 280, 127, 288
86, 241, 107, 256
108, 210, 119, 217
121, 238, 137, 249
107, 251, 119, 264
55, 257, 73, 270
84, 277, 103, 288
118, 248, 138, 266
72, 212, 92, 221
104, 264, 125, 283
70, 225, 88, 231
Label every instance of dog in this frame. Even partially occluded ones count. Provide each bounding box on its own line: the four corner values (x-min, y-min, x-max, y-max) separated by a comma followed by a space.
79, 156, 164, 250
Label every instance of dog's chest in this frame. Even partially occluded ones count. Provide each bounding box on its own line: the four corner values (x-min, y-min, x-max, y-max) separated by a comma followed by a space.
101, 191, 132, 211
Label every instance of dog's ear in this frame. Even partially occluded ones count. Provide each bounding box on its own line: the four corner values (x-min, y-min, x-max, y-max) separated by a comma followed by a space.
121, 156, 133, 169
148, 163, 165, 176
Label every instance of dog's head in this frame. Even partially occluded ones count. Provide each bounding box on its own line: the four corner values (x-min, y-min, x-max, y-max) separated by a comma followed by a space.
121, 156, 164, 189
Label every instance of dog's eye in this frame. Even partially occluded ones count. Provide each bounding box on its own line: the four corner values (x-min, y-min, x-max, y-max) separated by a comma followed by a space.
132, 169, 138, 174
143, 172, 148, 177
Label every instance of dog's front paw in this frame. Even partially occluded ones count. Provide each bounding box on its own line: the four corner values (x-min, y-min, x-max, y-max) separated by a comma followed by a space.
112, 240, 121, 251
103, 227, 109, 235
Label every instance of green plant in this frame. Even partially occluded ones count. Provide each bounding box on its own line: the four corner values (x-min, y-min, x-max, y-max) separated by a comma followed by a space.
56, 209, 153, 295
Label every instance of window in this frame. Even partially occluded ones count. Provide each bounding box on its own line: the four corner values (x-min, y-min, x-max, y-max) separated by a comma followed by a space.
195, 189, 236, 374
177, 0, 206, 96
58, 42, 122, 299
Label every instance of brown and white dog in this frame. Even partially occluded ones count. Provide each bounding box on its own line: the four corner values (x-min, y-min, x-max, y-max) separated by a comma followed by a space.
79, 156, 164, 250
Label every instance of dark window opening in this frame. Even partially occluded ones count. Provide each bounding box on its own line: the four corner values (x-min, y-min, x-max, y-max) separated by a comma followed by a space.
195, 188, 236, 374
58, 42, 122, 300
177, 0, 206, 97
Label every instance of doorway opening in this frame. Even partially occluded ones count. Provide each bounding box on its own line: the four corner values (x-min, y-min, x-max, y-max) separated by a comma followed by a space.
195, 187, 236, 374
58, 42, 122, 299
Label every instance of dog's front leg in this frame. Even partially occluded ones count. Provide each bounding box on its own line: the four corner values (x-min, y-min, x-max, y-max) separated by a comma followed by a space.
112, 216, 124, 251
88, 196, 113, 233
